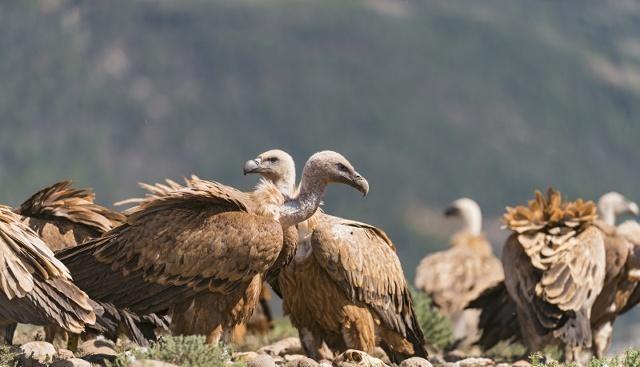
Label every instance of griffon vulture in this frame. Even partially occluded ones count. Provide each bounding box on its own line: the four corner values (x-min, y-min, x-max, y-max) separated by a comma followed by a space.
469, 192, 640, 358
243, 149, 427, 362
58, 151, 369, 344
0, 205, 97, 339
502, 189, 605, 362
11, 181, 168, 347
414, 198, 503, 343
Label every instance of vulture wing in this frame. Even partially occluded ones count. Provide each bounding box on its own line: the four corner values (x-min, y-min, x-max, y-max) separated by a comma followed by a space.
310, 214, 427, 357
617, 220, 640, 315
0, 206, 96, 333
57, 178, 284, 315
414, 234, 503, 314
503, 190, 605, 347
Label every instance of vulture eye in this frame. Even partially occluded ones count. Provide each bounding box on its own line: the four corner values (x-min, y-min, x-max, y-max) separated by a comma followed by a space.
267, 157, 279, 164
336, 163, 349, 173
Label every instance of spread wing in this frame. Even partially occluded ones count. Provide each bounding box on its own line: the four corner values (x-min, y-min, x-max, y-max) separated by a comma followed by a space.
0, 206, 96, 332
57, 179, 284, 315
414, 235, 503, 314
310, 214, 427, 356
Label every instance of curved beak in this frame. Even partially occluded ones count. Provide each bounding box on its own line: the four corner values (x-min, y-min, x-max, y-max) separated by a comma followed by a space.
629, 201, 639, 216
243, 158, 262, 175
444, 205, 460, 217
350, 172, 369, 197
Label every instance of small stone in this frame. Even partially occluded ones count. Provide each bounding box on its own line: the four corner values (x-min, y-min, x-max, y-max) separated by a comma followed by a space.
235, 351, 260, 362
512, 360, 531, 367
51, 358, 91, 367
334, 349, 387, 367
454, 357, 495, 367
285, 355, 319, 367
248, 354, 277, 367
56, 348, 75, 360
319, 359, 333, 367
77, 339, 117, 363
400, 357, 433, 367
19, 341, 56, 366
129, 360, 179, 367
258, 337, 303, 357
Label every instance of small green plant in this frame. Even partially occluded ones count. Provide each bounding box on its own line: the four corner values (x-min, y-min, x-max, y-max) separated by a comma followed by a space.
529, 349, 640, 367
136, 335, 245, 367
0, 345, 17, 367
410, 289, 454, 351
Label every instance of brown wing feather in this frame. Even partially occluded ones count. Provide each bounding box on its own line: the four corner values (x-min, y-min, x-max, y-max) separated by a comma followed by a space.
15, 180, 124, 233
57, 179, 284, 315
310, 214, 427, 357
0, 206, 95, 332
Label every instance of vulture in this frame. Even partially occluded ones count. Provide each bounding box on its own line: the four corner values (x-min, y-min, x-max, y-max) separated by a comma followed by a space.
57, 151, 369, 344
10, 181, 169, 347
243, 149, 427, 362
501, 189, 605, 362
0, 205, 97, 340
469, 192, 640, 359
413, 198, 503, 344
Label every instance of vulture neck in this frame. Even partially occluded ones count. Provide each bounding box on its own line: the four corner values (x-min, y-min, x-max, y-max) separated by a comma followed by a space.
274, 171, 296, 197
598, 205, 616, 226
461, 209, 482, 236
279, 169, 325, 228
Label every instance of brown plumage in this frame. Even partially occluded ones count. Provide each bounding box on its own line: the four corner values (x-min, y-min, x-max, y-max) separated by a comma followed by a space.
16, 180, 125, 250
502, 189, 605, 361
414, 198, 503, 344
244, 150, 426, 362
58, 151, 369, 344
0, 206, 97, 334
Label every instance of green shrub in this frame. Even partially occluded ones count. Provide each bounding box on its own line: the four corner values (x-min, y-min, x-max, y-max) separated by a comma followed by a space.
0, 345, 17, 367
529, 349, 640, 367
410, 289, 454, 351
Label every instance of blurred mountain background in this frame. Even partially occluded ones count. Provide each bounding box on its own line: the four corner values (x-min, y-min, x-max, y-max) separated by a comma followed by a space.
1, 0, 639, 350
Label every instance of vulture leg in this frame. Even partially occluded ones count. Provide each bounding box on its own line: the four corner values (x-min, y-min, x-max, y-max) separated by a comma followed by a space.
2, 323, 17, 345
593, 321, 613, 359
340, 305, 376, 354
299, 328, 333, 361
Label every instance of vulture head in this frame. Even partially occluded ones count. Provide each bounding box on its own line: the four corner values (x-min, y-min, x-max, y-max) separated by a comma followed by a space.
444, 197, 482, 235
302, 151, 369, 196
598, 192, 639, 226
244, 149, 296, 196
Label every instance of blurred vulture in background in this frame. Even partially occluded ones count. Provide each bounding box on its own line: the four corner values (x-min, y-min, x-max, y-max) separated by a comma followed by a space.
10, 181, 169, 347
414, 198, 503, 344
0, 206, 98, 341
501, 189, 605, 362
469, 191, 640, 359
243, 149, 427, 363
58, 151, 369, 344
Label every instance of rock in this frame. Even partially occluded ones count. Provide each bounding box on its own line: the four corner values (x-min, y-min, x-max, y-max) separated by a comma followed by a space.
496, 364, 510, 367
334, 349, 387, 367
248, 354, 277, 367
77, 339, 117, 363
235, 351, 260, 362
512, 361, 531, 367
319, 359, 333, 367
285, 354, 319, 367
450, 357, 495, 367
51, 358, 92, 367
19, 341, 56, 366
370, 348, 391, 364
400, 357, 433, 367
56, 348, 75, 360
129, 360, 180, 367
258, 337, 303, 357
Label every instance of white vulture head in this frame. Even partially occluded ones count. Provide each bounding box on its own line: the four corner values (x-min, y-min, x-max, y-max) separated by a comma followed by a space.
444, 197, 483, 236
598, 192, 639, 226
244, 149, 296, 196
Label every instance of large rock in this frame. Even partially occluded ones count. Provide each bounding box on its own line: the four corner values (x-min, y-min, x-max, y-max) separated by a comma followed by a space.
334, 350, 387, 367
51, 358, 92, 367
248, 354, 277, 367
129, 359, 180, 367
400, 357, 433, 367
77, 338, 117, 363
19, 341, 56, 366
258, 337, 303, 357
